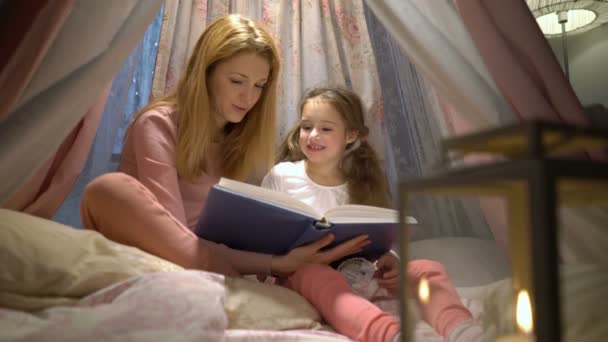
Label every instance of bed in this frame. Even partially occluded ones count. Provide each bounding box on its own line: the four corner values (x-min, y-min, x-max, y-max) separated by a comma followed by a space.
3, 209, 607, 342
1, 208, 516, 342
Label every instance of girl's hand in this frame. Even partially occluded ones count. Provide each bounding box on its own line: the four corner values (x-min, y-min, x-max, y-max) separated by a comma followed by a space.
271, 234, 371, 277
375, 252, 400, 291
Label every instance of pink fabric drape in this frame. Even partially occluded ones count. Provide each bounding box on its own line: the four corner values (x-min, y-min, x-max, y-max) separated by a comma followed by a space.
0, 0, 74, 121
449, 0, 600, 251
437, 96, 512, 251
453, 0, 588, 125
1, 0, 163, 218
2, 85, 110, 218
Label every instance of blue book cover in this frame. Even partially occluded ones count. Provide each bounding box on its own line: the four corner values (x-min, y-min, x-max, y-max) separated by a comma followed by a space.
195, 178, 417, 259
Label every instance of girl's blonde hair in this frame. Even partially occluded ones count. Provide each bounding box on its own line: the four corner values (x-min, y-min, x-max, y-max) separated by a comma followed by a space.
278, 86, 391, 208
129, 14, 280, 181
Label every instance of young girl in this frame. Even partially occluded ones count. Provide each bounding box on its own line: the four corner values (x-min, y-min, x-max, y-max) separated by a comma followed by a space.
80, 15, 368, 278
262, 86, 482, 342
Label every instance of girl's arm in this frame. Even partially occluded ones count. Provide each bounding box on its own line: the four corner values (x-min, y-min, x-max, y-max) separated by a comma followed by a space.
375, 251, 400, 291
260, 166, 281, 191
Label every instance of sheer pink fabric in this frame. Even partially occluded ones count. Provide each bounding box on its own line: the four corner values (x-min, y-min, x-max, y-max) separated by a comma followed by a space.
449, 0, 602, 251
2, 0, 162, 217
0, 1, 74, 121
2, 86, 109, 218
454, 0, 588, 125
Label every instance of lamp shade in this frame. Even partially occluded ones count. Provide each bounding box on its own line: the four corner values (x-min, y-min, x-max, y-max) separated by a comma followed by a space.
527, 0, 608, 37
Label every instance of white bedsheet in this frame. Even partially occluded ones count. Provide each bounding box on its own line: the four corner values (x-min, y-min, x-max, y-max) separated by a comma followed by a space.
0, 269, 495, 342
0, 237, 505, 342
0, 271, 227, 341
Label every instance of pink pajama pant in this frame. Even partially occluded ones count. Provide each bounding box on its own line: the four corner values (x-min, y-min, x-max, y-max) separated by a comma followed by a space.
283, 260, 472, 342
80, 173, 268, 276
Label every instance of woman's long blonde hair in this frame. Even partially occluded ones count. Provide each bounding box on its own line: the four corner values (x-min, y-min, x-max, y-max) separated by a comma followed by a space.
278, 86, 391, 208
129, 14, 280, 181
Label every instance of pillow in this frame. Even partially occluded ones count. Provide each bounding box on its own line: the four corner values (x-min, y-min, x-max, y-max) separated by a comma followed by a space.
224, 276, 322, 330
0, 209, 182, 311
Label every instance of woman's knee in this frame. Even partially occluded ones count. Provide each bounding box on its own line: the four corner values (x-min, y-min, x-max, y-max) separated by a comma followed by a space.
83, 172, 136, 203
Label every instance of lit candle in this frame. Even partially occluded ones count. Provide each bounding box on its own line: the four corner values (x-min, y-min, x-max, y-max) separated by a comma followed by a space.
496, 290, 535, 342
418, 277, 430, 304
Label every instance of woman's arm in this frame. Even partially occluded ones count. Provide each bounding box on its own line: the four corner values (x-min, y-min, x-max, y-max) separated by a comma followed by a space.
127, 110, 188, 225
270, 234, 371, 277
128, 112, 275, 275
208, 242, 272, 275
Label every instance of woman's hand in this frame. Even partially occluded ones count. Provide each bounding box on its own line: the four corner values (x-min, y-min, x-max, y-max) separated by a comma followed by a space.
209, 254, 241, 277
270, 234, 370, 277
375, 252, 400, 292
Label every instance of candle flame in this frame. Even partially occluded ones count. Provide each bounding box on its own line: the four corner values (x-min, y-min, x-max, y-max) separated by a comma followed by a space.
418, 277, 430, 304
516, 290, 533, 334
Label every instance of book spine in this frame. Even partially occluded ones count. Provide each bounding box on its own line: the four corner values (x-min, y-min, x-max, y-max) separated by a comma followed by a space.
313, 217, 333, 230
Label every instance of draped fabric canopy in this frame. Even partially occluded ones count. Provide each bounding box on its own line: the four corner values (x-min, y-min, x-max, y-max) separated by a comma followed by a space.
0, 0, 164, 215
366, 0, 606, 263
364, 0, 514, 130
54, 9, 165, 227
363, 4, 492, 239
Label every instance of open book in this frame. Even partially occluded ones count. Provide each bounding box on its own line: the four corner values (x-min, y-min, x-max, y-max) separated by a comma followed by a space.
195, 178, 418, 259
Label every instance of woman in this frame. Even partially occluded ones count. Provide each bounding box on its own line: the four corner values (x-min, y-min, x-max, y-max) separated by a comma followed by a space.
80, 14, 369, 277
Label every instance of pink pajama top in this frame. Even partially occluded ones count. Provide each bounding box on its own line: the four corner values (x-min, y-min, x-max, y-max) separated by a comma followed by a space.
119, 106, 271, 275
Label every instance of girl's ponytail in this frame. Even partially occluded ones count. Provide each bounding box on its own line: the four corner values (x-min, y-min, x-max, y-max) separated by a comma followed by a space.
342, 131, 391, 208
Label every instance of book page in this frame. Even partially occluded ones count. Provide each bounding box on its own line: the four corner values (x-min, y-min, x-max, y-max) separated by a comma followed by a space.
324, 204, 418, 224
218, 178, 320, 218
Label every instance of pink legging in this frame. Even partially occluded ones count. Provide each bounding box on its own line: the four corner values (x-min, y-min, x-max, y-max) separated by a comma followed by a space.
284, 261, 471, 342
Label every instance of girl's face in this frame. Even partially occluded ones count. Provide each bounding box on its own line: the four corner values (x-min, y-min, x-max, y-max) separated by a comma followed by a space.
299, 98, 357, 167
208, 52, 270, 127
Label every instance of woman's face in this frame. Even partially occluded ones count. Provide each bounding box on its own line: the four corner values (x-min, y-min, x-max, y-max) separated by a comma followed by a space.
208, 52, 270, 127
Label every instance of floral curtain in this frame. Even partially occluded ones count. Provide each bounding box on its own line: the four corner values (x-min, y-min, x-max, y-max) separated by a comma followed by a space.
151, 0, 386, 164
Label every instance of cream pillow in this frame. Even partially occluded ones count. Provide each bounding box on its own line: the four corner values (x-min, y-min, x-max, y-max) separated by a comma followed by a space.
223, 277, 426, 332
0, 209, 182, 311
224, 276, 322, 330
